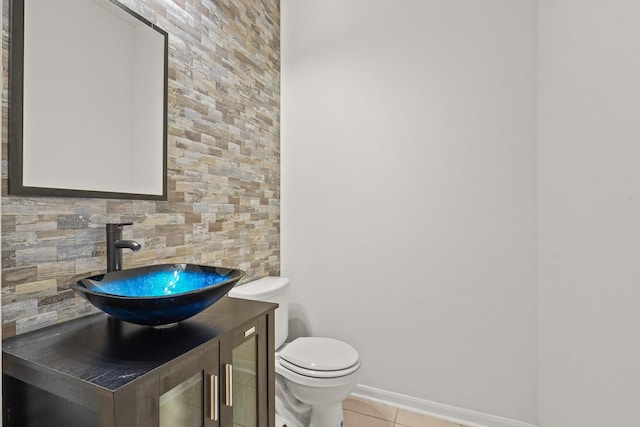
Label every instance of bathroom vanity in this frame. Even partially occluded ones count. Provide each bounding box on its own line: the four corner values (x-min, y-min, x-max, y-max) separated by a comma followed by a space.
2, 296, 276, 427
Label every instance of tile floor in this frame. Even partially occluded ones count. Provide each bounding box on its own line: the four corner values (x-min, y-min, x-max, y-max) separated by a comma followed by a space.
343, 397, 467, 427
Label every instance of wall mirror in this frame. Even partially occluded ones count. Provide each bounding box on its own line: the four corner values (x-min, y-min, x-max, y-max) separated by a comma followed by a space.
9, 0, 168, 200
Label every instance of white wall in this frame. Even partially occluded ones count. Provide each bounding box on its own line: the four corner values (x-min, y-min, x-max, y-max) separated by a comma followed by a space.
537, 1, 640, 426
281, 0, 538, 424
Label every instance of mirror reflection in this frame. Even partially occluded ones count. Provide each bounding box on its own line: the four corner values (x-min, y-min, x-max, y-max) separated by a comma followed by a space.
9, 0, 168, 199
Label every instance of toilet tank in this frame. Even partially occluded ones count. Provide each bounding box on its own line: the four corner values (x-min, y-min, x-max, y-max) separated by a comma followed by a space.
228, 276, 290, 349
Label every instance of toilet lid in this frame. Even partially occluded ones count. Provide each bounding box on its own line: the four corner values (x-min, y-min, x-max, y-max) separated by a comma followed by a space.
279, 337, 359, 371
279, 358, 360, 378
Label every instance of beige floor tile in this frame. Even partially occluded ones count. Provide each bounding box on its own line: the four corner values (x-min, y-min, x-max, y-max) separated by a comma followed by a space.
344, 409, 394, 427
395, 409, 461, 427
343, 397, 398, 421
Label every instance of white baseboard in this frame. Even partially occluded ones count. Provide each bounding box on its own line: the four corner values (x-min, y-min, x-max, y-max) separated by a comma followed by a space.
351, 385, 538, 427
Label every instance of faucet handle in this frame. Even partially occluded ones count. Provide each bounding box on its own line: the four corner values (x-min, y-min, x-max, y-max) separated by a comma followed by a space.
106, 222, 133, 230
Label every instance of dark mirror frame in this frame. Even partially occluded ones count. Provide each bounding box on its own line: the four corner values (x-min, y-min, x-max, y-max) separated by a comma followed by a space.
8, 0, 169, 200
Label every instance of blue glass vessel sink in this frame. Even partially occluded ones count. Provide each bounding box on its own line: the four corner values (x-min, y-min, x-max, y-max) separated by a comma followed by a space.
71, 264, 245, 326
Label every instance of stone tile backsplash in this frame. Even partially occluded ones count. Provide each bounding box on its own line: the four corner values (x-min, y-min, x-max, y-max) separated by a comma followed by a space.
1, 0, 280, 337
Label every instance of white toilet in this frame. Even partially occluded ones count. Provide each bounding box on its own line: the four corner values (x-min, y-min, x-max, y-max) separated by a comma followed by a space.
228, 277, 360, 427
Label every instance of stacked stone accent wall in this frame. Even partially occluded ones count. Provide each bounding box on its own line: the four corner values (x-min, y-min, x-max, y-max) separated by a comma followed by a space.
1, 0, 280, 337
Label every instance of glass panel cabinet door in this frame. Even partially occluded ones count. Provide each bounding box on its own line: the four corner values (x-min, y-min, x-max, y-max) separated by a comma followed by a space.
221, 317, 267, 427
160, 372, 204, 427
232, 336, 258, 427
205, 340, 221, 427
156, 343, 220, 427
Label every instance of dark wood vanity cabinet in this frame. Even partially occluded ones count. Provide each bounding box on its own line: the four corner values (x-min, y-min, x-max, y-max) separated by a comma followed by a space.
2, 297, 276, 427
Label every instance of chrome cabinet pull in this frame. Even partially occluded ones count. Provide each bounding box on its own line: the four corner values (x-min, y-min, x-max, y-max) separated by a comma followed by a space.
225, 364, 233, 406
210, 374, 218, 421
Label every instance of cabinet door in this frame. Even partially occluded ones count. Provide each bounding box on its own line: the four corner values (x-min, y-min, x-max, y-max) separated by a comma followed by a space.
158, 344, 221, 427
204, 340, 221, 427
114, 340, 220, 427
158, 350, 206, 427
220, 316, 268, 427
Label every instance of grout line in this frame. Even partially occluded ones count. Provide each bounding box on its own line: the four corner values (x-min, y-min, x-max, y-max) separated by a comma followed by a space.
344, 404, 397, 422
345, 397, 400, 423
346, 400, 467, 427
344, 408, 389, 422
345, 409, 394, 426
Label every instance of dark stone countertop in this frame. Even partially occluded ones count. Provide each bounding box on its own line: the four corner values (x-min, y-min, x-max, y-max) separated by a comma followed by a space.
2, 296, 276, 392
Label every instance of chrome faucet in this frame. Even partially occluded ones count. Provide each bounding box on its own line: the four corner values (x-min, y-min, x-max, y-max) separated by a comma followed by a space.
106, 223, 141, 272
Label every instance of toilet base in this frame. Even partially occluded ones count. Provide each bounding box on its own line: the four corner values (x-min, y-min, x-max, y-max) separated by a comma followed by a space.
275, 414, 294, 427
309, 402, 344, 427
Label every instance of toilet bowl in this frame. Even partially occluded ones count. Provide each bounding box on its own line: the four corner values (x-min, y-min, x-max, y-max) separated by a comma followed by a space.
228, 277, 360, 427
